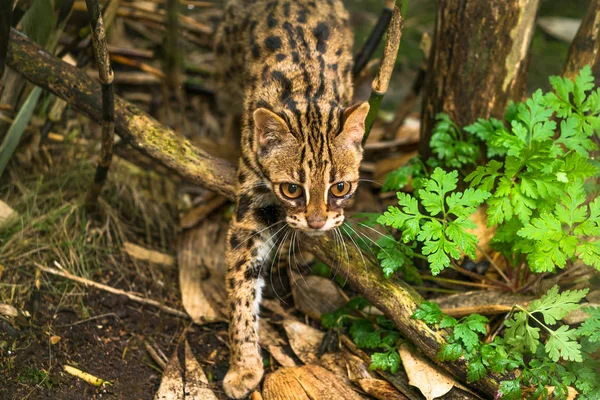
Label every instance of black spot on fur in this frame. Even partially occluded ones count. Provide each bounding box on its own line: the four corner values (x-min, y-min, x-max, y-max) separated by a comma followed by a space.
276, 53, 287, 61
283, 2, 290, 17
272, 70, 293, 101
238, 172, 247, 184
255, 205, 282, 227
252, 44, 261, 58
335, 48, 342, 56
229, 233, 242, 249
267, 13, 278, 28
291, 51, 300, 63
245, 300, 251, 308
313, 22, 330, 53
236, 194, 252, 221
235, 260, 244, 271
264, 36, 282, 51
297, 8, 307, 23
244, 265, 260, 280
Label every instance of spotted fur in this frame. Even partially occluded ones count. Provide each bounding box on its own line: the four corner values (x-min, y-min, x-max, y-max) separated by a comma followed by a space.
214, 1, 368, 397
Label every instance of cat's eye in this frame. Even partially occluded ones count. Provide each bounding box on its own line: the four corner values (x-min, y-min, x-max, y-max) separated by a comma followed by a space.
280, 183, 303, 199
330, 182, 351, 197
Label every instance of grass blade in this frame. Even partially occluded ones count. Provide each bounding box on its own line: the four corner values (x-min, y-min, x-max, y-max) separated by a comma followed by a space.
0, 86, 42, 177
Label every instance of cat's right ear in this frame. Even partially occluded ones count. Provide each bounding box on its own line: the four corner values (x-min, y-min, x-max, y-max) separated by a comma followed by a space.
253, 108, 292, 150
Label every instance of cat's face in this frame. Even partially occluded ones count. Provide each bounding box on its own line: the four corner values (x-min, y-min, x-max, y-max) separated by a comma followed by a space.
253, 102, 369, 234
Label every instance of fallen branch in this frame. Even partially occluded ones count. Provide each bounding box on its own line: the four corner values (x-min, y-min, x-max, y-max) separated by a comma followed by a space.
9, 31, 503, 397
34, 263, 189, 319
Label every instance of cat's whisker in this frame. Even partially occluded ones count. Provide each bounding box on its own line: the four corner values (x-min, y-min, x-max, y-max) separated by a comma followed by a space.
357, 178, 383, 187
256, 223, 289, 278
342, 222, 379, 261
336, 227, 351, 288
267, 228, 291, 305
289, 231, 308, 287
231, 220, 286, 251
341, 225, 367, 270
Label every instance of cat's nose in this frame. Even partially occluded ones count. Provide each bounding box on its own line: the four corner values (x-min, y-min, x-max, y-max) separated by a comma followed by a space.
307, 217, 326, 229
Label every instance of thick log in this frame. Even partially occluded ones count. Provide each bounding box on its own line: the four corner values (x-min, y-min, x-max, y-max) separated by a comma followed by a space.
420, 0, 539, 159
6, 28, 503, 397
563, 0, 600, 80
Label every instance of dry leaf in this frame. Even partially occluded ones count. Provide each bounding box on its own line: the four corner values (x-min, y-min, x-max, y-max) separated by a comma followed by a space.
50, 335, 61, 345
154, 350, 184, 400
177, 217, 228, 323
262, 365, 363, 400
356, 378, 409, 400
398, 344, 455, 400
0, 200, 17, 227
435, 290, 533, 318
123, 242, 174, 266
267, 345, 297, 367
282, 319, 324, 364
464, 207, 495, 263
0, 264, 5, 280
291, 274, 347, 319
184, 340, 218, 400
0, 303, 18, 317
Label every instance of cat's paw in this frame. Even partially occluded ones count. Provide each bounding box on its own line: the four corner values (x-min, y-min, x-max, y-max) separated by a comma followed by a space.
223, 360, 264, 399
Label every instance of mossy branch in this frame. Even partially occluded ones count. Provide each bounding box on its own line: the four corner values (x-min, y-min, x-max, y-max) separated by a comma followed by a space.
7, 27, 504, 397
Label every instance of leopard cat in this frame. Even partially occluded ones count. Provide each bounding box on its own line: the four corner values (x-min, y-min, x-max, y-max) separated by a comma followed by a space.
214, 0, 369, 397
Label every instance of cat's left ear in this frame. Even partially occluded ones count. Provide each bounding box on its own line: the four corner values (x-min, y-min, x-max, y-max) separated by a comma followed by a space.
337, 102, 370, 147
253, 108, 293, 150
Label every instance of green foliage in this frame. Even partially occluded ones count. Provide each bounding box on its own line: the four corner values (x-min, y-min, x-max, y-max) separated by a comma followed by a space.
322, 297, 402, 373
378, 168, 489, 274
428, 114, 480, 169
412, 286, 600, 399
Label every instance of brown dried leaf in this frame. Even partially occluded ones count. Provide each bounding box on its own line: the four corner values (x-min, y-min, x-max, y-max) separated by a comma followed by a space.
398, 344, 454, 400
0, 303, 18, 317
50, 335, 61, 345
154, 350, 184, 400
177, 216, 228, 323
262, 365, 364, 400
291, 274, 347, 319
123, 242, 174, 266
283, 319, 324, 364
356, 378, 409, 400
0, 200, 17, 227
184, 340, 218, 400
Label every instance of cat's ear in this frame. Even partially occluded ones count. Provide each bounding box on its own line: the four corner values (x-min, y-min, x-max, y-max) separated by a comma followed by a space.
253, 108, 292, 149
338, 102, 370, 146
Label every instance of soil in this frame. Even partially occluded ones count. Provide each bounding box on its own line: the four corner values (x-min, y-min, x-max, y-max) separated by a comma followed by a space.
1, 288, 231, 400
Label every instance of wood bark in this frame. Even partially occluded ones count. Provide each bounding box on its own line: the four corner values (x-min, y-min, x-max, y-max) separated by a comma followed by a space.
563, 0, 600, 80
6, 28, 504, 397
420, 0, 539, 158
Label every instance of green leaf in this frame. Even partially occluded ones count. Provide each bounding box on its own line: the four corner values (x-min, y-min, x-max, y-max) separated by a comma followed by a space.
350, 319, 382, 349
467, 359, 486, 382
505, 312, 540, 354
545, 325, 582, 362
557, 116, 597, 156
0, 87, 43, 178
370, 350, 400, 373
576, 307, 600, 342
412, 301, 443, 325
499, 379, 522, 400
438, 343, 463, 362
22, 0, 56, 47
383, 165, 413, 192
528, 285, 588, 325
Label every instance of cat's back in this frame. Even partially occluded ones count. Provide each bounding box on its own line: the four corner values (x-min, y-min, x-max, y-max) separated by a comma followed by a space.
214, 0, 354, 113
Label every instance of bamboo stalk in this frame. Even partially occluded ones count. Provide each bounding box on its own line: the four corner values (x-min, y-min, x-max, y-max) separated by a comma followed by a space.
362, 5, 403, 145
84, 0, 116, 209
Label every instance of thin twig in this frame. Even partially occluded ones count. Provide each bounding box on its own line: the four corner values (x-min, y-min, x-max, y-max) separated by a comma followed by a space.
362, 4, 403, 145
143, 340, 167, 370
475, 244, 511, 284
55, 312, 121, 328
34, 263, 190, 319
84, 0, 115, 209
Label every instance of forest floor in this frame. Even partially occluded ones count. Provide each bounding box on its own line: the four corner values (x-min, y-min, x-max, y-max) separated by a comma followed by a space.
0, 0, 590, 399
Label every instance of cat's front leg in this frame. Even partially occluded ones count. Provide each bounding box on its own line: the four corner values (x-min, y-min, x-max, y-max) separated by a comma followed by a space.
223, 224, 270, 399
